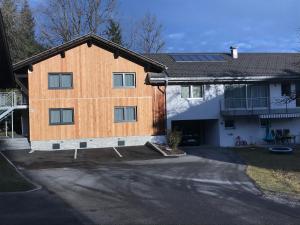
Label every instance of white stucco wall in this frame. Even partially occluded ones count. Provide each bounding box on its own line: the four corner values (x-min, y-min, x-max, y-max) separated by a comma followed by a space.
166, 82, 300, 147
166, 84, 224, 128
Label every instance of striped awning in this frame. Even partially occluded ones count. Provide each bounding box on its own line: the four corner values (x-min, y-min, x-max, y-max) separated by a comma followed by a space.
259, 113, 300, 119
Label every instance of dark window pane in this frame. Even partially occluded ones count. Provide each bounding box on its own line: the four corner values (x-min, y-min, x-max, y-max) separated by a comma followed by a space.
125, 107, 136, 121
49, 75, 60, 88
125, 74, 135, 87
50, 110, 61, 124
113, 74, 123, 87
62, 109, 73, 123
281, 83, 291, 96
115, 108, 124, 122
225, 120, 235, 129
61, 74, 72, 88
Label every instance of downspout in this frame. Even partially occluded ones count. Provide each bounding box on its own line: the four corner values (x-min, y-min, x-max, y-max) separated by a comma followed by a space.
164, 69, 169, 135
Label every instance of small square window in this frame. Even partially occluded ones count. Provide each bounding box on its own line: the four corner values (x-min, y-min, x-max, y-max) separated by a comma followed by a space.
225, 120, 235, 129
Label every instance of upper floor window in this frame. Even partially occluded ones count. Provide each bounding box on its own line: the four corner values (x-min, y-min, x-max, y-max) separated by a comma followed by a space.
49, 108, 74, 125
114, 106, 137, 122
281, 83, 291, 96
181, 85, 204, 98
48, 73, 73, 89
113, 73, 136, 88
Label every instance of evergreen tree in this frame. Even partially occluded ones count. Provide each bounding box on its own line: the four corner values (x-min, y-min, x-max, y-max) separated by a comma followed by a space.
0, 0, 20, 61
0, 0, 43, 62
105, 19, 123, 45
19, 0, 43, 60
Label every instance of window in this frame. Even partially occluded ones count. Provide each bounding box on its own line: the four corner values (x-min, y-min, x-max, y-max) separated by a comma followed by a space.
281, 83, 291, 96
48, 73, 73, 89
114, 106, 137, 122
224, 120, 235, 129
181, 85, 204, 98
260, 119, 269, 128
113, 73, 135, 88
49, 108, 74, 125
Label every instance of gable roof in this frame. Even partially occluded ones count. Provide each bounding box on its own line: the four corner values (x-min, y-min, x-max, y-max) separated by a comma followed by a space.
13, 34, 167, 73
0, 10, 14, 88
145, 53, 300, 83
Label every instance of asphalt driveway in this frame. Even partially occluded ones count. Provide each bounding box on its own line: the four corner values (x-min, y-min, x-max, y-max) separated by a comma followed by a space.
18, 147, 300, 225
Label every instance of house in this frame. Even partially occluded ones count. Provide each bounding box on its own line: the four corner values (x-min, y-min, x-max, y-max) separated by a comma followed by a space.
2, 29, 300, 150
12, 34, 166, 150
147, 48, 300, 146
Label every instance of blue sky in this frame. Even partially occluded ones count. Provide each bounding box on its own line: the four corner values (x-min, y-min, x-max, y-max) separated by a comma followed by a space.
30, 0, 300, 53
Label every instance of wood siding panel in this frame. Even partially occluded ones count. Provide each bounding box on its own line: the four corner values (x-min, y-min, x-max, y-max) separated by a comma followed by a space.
28, 43, 164, 141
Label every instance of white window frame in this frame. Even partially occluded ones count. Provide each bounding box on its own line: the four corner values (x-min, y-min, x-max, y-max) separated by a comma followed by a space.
181, 85, 204, 99
113, 72, 136, 88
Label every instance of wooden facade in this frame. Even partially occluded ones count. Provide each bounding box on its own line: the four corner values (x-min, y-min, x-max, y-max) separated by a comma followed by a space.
28, 43, 165, 141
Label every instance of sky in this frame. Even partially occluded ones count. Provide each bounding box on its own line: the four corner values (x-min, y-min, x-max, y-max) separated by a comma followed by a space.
30, 0, 300, 53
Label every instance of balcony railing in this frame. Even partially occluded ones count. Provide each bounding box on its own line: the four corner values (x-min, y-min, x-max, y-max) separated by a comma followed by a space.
220, 97, 300, 116
0, 91, 27, 109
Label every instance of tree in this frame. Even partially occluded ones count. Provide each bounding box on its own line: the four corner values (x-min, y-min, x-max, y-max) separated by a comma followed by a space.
0, 0, 43, 62
38, 0, 117, 46
18, 0, 43, 60
0, 0, 20, 61
130, 13, 165, 53
105, 19, 122, 45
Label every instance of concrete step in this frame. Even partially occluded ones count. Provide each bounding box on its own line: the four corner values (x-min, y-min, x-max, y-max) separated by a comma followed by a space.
0, 138, 30, 150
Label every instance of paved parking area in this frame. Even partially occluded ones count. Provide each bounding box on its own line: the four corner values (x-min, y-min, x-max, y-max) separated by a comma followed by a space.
8, 146, 300, 225
3, 145, 163, 169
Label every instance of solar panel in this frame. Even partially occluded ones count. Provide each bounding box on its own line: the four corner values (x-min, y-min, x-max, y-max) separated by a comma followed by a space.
170, 54, 225, 62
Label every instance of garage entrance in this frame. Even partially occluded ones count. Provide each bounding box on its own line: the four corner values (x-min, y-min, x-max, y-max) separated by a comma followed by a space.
171, 119, 219, 146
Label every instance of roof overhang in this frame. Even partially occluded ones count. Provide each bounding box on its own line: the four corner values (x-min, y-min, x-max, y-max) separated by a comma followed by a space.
13, 34, 167, 73
148, 74, 300, 84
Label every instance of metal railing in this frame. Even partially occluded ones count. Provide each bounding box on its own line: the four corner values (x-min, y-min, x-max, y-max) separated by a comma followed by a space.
220, 97, 300, 116
0, 91, 26, 108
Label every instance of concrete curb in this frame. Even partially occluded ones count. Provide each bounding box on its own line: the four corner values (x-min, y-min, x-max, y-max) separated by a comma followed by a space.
0, 151, 42, 194
146, 142, 186, 157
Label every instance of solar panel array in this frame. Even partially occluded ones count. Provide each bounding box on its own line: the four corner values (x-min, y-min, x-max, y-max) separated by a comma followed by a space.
170, 54, 225, 62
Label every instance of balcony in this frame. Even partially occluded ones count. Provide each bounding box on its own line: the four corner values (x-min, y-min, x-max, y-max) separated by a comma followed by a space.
0, 91, 27, 109
220, 97, 300, 117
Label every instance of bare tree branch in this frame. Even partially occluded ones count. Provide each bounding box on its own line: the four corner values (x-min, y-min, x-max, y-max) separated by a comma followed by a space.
38, 0, 116, 46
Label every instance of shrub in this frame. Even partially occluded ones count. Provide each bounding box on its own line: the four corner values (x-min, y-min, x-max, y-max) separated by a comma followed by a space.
166, 129, 182, 150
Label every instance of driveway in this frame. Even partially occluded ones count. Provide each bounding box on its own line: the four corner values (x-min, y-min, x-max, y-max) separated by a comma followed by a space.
20, 147, 300, 225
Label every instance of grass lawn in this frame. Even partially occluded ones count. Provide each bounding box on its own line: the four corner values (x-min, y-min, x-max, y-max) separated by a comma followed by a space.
0, 153, 34, 192
234, 147, 300, 197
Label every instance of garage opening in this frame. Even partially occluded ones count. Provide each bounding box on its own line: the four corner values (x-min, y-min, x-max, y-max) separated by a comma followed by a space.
171, 119, 219, 146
